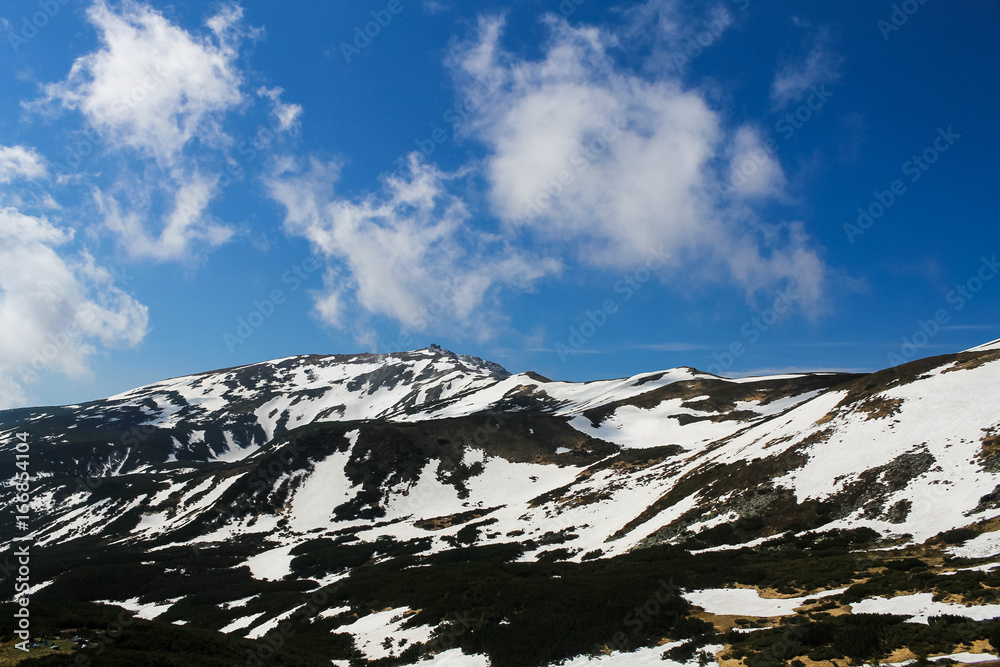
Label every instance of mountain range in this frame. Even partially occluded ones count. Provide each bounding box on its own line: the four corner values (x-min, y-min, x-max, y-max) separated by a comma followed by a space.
2, 341, 1000, 666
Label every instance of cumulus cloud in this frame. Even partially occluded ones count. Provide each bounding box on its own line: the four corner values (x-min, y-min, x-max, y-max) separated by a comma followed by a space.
266, 154, 560, 338
0, 145, 46, 183
36, 0, 252, 262
448, 15, 825, 313
0, 207, 149, 408
769, 25, 842, 110
263, 10, 829, 334
40, 0, 246, 164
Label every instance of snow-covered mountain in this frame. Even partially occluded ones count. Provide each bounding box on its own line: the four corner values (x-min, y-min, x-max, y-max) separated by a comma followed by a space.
0, 346, 845, 479
0, 348, 512, 477
3, 343, 1000, 666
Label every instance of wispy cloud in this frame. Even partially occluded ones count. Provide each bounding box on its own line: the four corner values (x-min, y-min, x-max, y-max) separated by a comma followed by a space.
0, 145, 46, 182
769, 23, 842, 110
33, 0, 253, 262
422, 0, 450, 15
942, 324, 1000, 332
259, 7, 832, 346
722, 366, 873, 379
266, 154, 560, 339
257, 86, 302, 134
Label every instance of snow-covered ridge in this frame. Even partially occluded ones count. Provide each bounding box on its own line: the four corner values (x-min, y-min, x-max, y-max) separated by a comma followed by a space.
965, 337, 1000, 353
0, 348, 849, 476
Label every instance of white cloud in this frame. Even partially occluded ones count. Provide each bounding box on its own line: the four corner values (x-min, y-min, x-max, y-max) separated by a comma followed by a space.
257, 86, 302, 133
35, 0, 253, 262
266, 154, 560, 338
449, 15, 825, 314
93, 171, 235, 262
727, 125, 785, 198
40, 0, 247, 165
769, 25, 842, 110
621, 0, 737, 73
0, 145, 46, 183
0, 207, 149, 409
423, 1, 450, 15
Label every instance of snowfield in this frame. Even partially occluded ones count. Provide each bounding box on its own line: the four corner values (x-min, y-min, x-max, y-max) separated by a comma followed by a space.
684, 587, 846, 617
851, 592, 1000, 624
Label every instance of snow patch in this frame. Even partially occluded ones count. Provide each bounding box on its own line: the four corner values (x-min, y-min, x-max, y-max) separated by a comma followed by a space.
851, 592, 1000, 624
244, 543, 297, 581
684, 587, 845, 617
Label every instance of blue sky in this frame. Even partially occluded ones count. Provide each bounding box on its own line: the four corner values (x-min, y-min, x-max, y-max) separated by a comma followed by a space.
1, 0, 998, 408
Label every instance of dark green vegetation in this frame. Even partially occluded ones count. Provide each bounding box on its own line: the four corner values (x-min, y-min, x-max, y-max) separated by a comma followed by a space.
3, 602, 339, 666
0, 604, 340, 667
720, 613, 1000, 667
13, 524, 1000, 666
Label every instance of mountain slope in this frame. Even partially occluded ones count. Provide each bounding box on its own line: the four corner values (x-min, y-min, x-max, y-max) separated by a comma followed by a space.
3, 345, 1000, 666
